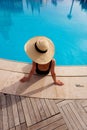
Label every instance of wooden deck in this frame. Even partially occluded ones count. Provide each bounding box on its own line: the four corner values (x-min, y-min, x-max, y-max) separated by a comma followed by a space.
0, 92, 87, 130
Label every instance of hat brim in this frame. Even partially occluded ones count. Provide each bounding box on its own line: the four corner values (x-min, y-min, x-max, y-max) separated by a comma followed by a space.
24, 36, 54, 64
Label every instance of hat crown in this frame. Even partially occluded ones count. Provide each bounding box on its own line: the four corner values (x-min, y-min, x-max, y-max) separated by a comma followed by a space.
25, 36, 54, 64
36, 39, 49, 51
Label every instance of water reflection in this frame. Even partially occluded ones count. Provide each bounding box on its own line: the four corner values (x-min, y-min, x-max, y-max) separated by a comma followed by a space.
0, 0, 23, 12
22, 0, 43, 13
51, 0, 63, 6
0, 9, 12, 40
0, 0, 65, 14
79, 0, 87, 11
0, 0, 22, 39
51, 0, 58, 6
0, 0, 87, 40
67, 0, 74, 19
0, 0, 64, 40
0, 0, 87, 14
67, 0, 87, 19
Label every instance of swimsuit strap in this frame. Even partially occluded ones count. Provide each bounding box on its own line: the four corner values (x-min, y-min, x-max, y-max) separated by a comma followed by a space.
48, 60, 52, 71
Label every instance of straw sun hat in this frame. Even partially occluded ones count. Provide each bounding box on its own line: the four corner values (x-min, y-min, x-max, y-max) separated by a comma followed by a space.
24, 36, 55, 64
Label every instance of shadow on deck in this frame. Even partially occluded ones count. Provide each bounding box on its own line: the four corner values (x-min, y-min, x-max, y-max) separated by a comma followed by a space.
0, 59, 87, 99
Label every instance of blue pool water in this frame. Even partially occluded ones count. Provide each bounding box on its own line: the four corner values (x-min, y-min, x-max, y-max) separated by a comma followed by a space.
0, 0, 87, 65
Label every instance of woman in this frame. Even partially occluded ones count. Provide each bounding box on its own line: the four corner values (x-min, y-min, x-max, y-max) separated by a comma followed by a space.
20, 36, 64, 86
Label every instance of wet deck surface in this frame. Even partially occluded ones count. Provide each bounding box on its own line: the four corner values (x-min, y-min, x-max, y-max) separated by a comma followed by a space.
0, 92, 87, 130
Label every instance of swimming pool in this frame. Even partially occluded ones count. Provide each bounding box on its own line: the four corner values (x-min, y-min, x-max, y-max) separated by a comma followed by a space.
0, 0, 87, 65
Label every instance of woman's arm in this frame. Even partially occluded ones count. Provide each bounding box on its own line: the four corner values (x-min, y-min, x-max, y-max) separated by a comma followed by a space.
50, 59, 64, 86
20, 61, 36, 82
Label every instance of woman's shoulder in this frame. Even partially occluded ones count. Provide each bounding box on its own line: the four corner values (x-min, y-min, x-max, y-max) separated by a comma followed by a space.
52, 58, 56, 63
51, 59, 56, 66
32, 61, 36, 66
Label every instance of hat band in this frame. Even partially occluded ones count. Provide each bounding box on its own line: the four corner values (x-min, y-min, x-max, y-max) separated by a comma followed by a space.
35, 42, 47, 53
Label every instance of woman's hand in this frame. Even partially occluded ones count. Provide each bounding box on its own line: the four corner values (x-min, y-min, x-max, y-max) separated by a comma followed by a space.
20, 77, 30, 82
54, 80, 64, 86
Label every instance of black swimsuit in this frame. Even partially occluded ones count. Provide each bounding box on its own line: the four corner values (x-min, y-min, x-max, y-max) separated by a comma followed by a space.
36, 60, 52, 75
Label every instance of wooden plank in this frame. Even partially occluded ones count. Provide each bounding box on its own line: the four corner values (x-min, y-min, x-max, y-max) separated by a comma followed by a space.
65, 104, 83, 130
49, 99, 60, 114
58, 106, 73, 130
54, 124, 68, 130
57, 100, 73, 107
30, 98, 41, 122
0, 59, 31, 73
6, 94, 15, 129
72, 100, 87, 126
16, 125, 21, 130
1, 59, 87, 99
45, 98, 55, 115
10, 127, 16, 130
21, 123, 27, 130
21, 96, 32, 126
29, 113, 62, 130
1, 69, 87, 99
11, 95, 20, 126
1, 59, 87, 76
84, 107, 87, 112
26, 97, 37, 124
15, 95, 25, 124
57, 100, 87, 130
69, 102, 87, 129
81, 100, 87, 107
54, 99, 65, 104
61, 105, 77, 130
40, 118, 65, 130
39, 98, 51, 118
1, 94, 9, 130
35, 98, 47, 120
0, 93, 3, 130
